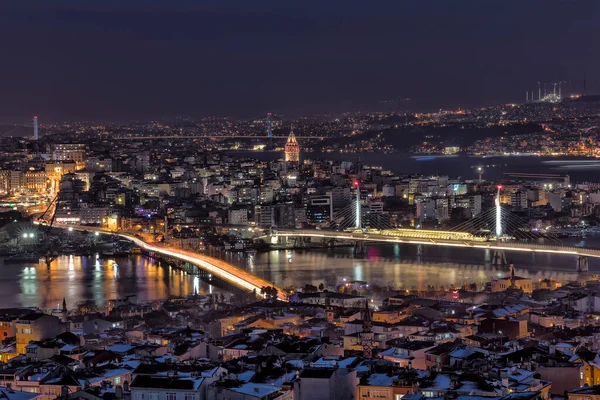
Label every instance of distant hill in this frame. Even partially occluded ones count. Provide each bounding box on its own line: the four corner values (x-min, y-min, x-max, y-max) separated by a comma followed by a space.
564, 95, 600, 108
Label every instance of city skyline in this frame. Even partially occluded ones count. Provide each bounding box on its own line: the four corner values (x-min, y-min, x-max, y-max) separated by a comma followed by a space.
1, 0, 600, 122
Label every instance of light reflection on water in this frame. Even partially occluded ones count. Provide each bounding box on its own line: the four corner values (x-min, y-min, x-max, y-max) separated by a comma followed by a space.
4, 237, 600, 309
219, 243, 595, 291
0, 255, 213, 309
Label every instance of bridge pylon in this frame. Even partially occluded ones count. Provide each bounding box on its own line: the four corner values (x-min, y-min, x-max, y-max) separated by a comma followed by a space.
353, 241, 365, 258
578, 256, 589, 273
492, 250, 508, 266
293, 236, 308, 249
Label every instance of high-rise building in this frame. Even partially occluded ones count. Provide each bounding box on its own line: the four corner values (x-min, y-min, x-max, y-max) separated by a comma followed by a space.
228, 209, 249, 226
254, 204, 275, 228
284, 128, 300, 165
306, 195, 333, 225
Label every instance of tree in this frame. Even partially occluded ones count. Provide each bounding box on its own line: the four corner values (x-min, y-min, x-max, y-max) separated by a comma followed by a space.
270, 287, 278, 300
261, 286, 273, 299
303, 284, 318, 293
76, 300, 99, 315
318, 283, 324, 291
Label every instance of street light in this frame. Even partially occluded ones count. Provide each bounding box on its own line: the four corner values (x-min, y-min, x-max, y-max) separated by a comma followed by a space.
29, 233, 34, 238
22, 233, 27, 238
68, 227, 73, 232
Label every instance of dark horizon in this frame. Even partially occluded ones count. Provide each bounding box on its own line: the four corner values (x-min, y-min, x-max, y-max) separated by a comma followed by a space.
1, 0, 599, 123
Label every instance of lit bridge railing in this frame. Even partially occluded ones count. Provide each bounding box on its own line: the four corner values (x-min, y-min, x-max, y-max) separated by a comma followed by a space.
44, 223, 288, 301
375, 228, 488, 242
274, 229, 600, 259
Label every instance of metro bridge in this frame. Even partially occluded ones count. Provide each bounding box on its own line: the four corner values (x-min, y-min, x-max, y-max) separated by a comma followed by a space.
271, 228, 597, 271
273, 183, 596, 272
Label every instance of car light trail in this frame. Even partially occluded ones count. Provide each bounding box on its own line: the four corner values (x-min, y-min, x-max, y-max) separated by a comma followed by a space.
46, 223, 288, 301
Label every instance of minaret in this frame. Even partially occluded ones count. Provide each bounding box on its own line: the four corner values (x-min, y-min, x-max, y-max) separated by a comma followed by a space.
360, 299, 374, 359
61, 298, 68, 324
509, 263, 515, 288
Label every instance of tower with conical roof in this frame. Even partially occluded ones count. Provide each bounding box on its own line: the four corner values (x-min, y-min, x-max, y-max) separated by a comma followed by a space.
284, 127, 300, 168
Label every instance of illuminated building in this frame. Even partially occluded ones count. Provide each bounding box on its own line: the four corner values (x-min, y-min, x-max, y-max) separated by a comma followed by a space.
306, 194, 333, 225
75, 170, 95, 191
284, 128, 300, 165
103, 215, 120, 231
15, 313, 62, 354
254, 204, 275, 228
86, 156, 113, 172
0, 170, 11, 194
228, 208, 249, 225
51, 143, 87, 169
24, 169, 47, 194
45, 161, 77, 193
444, 146, 460, 155
0, 318, 15, 340
54, 206, 111, 225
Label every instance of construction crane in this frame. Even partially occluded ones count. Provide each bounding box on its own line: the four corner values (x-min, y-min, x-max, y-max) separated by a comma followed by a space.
37, 194, 59, 268
37, 194, 59, 232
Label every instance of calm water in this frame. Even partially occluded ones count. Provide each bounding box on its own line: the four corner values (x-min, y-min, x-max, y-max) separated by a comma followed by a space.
0, 255, 213, 309
227, 241, 599, 292
1, 239, 599, 308
231, 152, 600, 182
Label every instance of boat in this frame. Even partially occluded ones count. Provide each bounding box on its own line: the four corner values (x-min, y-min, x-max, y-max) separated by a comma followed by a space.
4, 255, 40, 264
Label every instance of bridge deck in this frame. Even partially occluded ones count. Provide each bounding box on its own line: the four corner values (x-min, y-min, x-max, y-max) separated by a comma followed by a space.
47, 224, 288, 301
276, 229, 600, 259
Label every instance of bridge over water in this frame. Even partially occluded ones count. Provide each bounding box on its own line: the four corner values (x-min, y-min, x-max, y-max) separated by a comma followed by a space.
272, 228, 598, 271
275, 182, 595, 271
45, 224, 288, 301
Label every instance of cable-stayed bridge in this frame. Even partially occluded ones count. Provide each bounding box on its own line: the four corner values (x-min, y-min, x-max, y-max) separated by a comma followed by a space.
272, 185, 596, 271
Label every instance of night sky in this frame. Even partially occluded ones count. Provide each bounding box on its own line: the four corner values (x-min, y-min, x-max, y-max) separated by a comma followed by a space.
1, 0, 599, 122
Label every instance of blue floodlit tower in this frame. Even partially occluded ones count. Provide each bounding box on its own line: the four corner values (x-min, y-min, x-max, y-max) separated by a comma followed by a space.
266, 113, 273, 148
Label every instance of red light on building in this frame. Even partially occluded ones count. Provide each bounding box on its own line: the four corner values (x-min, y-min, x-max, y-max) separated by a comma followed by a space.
497, 184, 503, 190
353, 180, 359, 187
